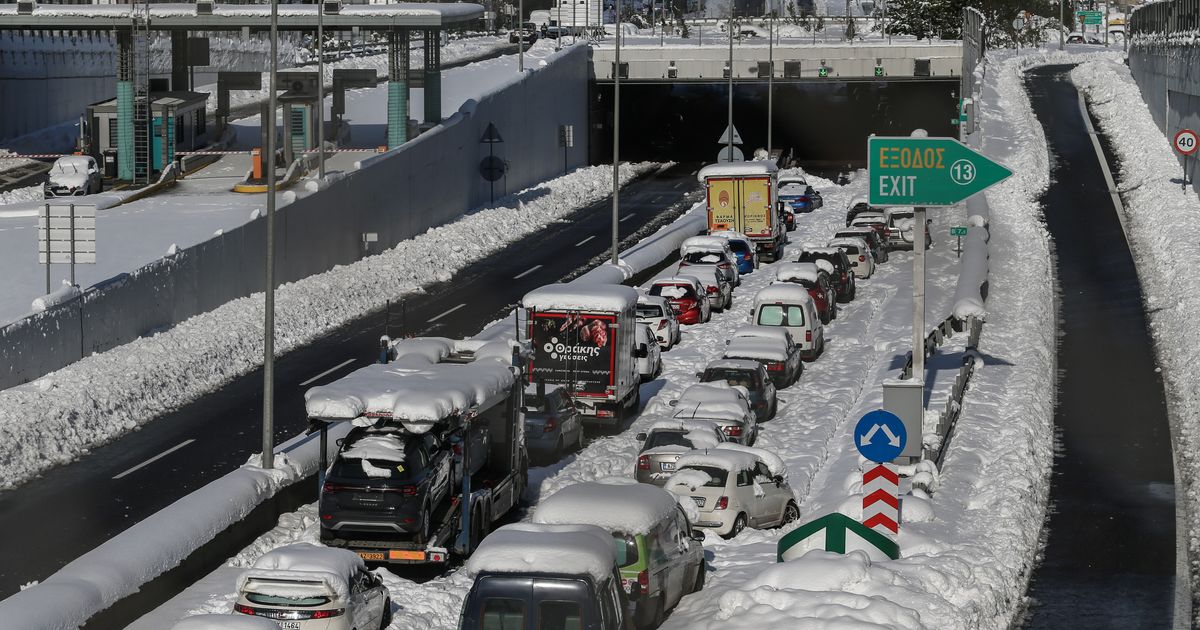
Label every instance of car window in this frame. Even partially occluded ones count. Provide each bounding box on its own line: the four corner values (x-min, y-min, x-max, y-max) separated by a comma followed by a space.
539, 600, 584, 630
684, 252, 723, 265
612, 532, 639, 568
245, 592, 330, 607
704, 369, 754, 389
757, 305, 785, 326
636, 304, 664, 318
756, 462, 773, 479
331, 439, 426, 481
602, 579, 623, 629
482, 598, 527, 630
737, 471, 753, 487
786, 306, 805, 326
644, 430, 692, 450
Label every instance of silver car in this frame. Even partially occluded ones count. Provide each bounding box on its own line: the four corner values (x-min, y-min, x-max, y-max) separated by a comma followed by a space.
523, 386, 584, 462
634, 419, 728, 485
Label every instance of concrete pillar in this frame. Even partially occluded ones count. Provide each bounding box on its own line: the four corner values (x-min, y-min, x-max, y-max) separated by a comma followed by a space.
170, 31, 188, 92
423, 28, 441, 125
387, 29, 410, 148
117, 29, 134, 181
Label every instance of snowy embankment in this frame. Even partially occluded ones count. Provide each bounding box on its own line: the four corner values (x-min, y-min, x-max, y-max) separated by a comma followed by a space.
0, 184, 41, 207
0, 162, 656, 491
1072, 58, 1200, 606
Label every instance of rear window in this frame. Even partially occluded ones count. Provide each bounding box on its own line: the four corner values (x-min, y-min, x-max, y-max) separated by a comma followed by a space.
636, 304, 664, 318
245, 592, 330, 607
726, 240, 750, 254
757, 304, 805, 327
644, 430, 693, 450
683, 252, 723, 265
539, 600, 584, 629
685, 465, 728, 487
703, 368, 756, 389
650, 284, 691, 300
839, 245, 860, 255
482, 598, 527, 630
613, 532, 639, 567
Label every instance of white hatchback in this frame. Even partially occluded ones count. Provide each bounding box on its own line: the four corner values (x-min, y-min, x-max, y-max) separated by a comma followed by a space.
828, 236, 875, 279
665, 444, 797, 539
636, 294, 681, 349
635, 323, 663, 382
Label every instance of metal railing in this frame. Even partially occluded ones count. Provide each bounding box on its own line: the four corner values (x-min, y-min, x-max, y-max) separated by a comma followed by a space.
1129, 0, 1200, 36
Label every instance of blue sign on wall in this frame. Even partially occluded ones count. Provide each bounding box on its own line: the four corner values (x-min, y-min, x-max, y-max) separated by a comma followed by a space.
854, 410, 907, 462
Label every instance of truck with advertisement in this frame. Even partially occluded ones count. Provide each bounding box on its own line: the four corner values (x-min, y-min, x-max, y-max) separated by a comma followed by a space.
697, 161, 785, 261
522, 284, 643, 428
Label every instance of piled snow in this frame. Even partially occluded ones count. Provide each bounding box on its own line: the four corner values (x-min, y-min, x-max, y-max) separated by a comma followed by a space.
675, 382, 750, 417
752, 283, 812, 306
533, 481, 680, 535
239, 543, 366, 601
341, 434, 407, 463
30, 281, 80, 313
388, 337, 453, 363
721, 337, 788, 362
465, 523, 616, 582
774, 262, 822, 284
664, 468, 713, 492
679, 235, 731, 255
1071, 57, 1200, 587
715, 443, 786, 478
522, 283, 639, 313
0, 184, 42, 207
0, 161, 657, 489
170, 615, 279, 630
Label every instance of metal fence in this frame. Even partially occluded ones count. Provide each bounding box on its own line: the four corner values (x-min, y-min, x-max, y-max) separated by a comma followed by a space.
961, 7, 984, 100
1129, 0, 1200, 35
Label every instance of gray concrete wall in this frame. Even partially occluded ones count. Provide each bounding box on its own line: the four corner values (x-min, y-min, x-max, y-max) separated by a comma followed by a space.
0, 45, 590, 389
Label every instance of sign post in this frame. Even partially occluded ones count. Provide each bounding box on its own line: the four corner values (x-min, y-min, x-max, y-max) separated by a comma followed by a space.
951, 225, 968, 257
854, 409, 906, 545
480, 122, 505, 204
37, 203, 97, 291
1173, 128, 1197, 192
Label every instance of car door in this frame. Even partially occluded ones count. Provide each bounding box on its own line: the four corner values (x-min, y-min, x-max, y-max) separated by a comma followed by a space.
736, 470, 762, 526
673, 507, 701, 592
754, 463, 784, 526
557, 392, 580, 445
757, 367, 776, 410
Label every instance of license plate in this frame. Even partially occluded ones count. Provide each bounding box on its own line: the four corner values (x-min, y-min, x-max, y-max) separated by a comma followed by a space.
621, 579, 633, 593
691, 496, 706, 507
279, 623, 302, 630
660, 462, 675, 471
357, 551, 386, 561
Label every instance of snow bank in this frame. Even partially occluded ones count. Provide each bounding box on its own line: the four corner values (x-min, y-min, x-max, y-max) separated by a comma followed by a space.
0, 184, 42, 207
533, 481, 680, 535
465, 523, 616, 582
30, 281, 81, 313
522, 283, 639, 313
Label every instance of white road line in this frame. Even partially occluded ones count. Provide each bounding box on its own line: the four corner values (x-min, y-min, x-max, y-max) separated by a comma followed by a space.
619, 213, 636, 222
428, 303, 465, 323
113, 439, 195, 480
513, 264, 543, 279
576, 235, 597, 247
299, 358, 357, 387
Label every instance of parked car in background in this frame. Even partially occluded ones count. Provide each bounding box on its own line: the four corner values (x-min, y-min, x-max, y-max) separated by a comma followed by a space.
671, 382, 758, 445
533, 482, 706, 627
665, 445, 797, 539
679, 235, 740, 287
697, 358, 777, 422
678, 263, 732, 312
828, 237, 875, 279
710, 230, 758, 274
777, 175, 818, 213
648, 275, 711, 325
795, 247, 856, 303
234, 543, 391, 629
508, 22, 539, 43
845, 196, 875, 226
722, 326, 804, 388
836, 226, 889, 264
774, 262, 836, 324
523, 385, 584, 462
750, 283, 825, 360
635, 324, 663, 382
635, 419, 729, 485
637, 294, 681, 348
461, 523, 630, 630
884, 207, 932, 250
44, 155, 102, 197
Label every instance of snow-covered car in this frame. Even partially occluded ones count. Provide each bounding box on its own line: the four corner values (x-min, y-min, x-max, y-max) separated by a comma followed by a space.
636, 294, 681, 348
697, 358, 777, 422
836, 225, 889, 263
749, 283, 825, 360
678, 263, 732, 312
233, 543, 391, 629
845, 196, 876, 226
795, 247, 856, 303
670, 382, 758, 445
648, 275, 711, 325
532, 482, 706, 626
679, 235, 740, 287
709, 230, 758, 274
44, 155, 102, 197
777, 176, 817, 213
722, 326, 804, 388
665, 444, 798, 539
884, 207, 932, 250
635, 323, 663, 382
635, 419, 729, 485
774, 262, 836, 324
461, 523, 631, 630
508, 22, 539, 43
523, 385, 584, 462
828, 236, 875, 279
171, 614, 280, 630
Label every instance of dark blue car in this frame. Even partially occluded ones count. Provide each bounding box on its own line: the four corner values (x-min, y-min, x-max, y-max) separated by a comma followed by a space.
778, 177, 815, 213
710, 231, 757, 274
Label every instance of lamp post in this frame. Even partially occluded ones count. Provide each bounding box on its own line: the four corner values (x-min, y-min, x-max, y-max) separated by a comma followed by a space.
612, 0, 621, 265
262, 0, 279, 470
518, 0, 525, 71
767, 13, 773, 157
726, 11, 733, 160
316, 0, 325, 179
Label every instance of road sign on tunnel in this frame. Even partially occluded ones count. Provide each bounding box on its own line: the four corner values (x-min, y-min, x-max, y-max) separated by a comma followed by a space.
867, 136, 1013, 207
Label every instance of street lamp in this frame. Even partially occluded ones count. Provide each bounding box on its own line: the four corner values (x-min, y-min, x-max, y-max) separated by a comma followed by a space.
316, 0, 325, 180
612, 0, 621, 264
262, 0, 279, 470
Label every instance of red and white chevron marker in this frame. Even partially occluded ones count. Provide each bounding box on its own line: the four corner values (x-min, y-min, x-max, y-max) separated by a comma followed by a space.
862, 463, 899, 536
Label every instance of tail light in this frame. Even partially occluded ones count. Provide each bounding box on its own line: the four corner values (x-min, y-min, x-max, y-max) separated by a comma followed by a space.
798, 196, 809, 202
718, 262, 730, 269
638, 455, 651, 471
806, 330, 813, 342
706, 286, 718, 294
722, 425, 743, 437
766, 362, 784, 372
744, 253, 753, 260
657, 320, 667, 330
452, 443, 463, 456
714, 496, 729, 510
544, 416, 557, 433
234, 604, 255, 616
858, 255, 866, 262
638, 569, 650, 589
236, 604, 345, 620
596, 410, 615, 418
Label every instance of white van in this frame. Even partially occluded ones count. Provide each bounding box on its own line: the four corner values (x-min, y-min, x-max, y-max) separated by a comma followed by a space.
749, 284, 824, 360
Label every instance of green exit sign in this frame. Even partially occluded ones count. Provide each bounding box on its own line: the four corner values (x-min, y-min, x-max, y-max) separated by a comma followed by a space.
874, 66, 885, 77
818, 66, 830, 78
950, 226, 968, 237
867, 136, 1014, 207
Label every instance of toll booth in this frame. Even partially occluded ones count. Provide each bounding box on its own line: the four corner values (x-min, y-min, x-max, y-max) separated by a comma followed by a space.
86, 91, 210, 177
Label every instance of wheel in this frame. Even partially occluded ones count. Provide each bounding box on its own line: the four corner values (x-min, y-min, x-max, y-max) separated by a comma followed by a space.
692, 561, 706, 592
725, 293, 734, 310
416, 503, 431, 544
722, 514, 747, 540
703, 308, 711, 323
781, 501, 800, 526
674, 328, 681, 345
553, 437, 564, 461
769, 397, 778, 420
380, 598, 393, 629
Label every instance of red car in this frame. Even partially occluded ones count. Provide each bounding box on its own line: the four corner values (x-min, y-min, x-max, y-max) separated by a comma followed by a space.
648, 276, 711, 325
773, 263, 836, 324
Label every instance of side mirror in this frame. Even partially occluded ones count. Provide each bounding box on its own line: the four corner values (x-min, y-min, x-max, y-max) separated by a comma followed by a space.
668, 399, 679, 407
695, 372, 705, 380
635, 345, 648, 359
690, 529, 706, 542
335, 437, 345, 448
773, 475, 784, 485
635, 432, 647, 441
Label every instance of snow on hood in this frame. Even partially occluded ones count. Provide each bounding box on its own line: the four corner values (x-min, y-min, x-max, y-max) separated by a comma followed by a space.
170, 614, 280, 630
533, 481, 680, 535
239, 543, 365, 601
523, 283, 639, 313
774, 262, 822, 285
466, 523, 617, 582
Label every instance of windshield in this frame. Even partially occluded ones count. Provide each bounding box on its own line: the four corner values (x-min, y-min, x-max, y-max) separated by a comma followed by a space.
757, 304, 805, 327
612, 532, 639, 567
682, 252, 723, 265
685, 465, 728, 487
246, 592, 331, 607
703, 369, 755, 389
650, 284, 691, 300
636, 304, 664, 318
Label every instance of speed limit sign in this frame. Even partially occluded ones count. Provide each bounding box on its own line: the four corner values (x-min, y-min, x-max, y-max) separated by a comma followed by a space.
1175, 129, 1199, 156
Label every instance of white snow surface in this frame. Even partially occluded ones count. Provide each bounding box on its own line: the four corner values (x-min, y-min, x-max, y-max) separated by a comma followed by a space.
0, 185, 42, 207
522, 283, 639, 313
774, 262, 823, 284
465, 523, 617, 582
240, 543, 366, 601
533, 481, 681, 535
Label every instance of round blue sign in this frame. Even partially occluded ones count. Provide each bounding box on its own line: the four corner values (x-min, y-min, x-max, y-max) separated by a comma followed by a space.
854, 410, 907, 462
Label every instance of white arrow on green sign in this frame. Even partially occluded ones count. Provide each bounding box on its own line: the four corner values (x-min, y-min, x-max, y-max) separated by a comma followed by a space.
867, 136, 1013, 207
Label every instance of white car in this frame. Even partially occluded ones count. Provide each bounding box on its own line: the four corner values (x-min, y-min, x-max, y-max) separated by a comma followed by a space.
679, 235, 740, 287
234, 543, 391, 630
635, 323, 663, 382
44, 155, 102, 197
636, 293, 681, 348
670, 382, 758, 445
665, 444, 797, 539
828, 236, 875, 279
749, 283, 825, 360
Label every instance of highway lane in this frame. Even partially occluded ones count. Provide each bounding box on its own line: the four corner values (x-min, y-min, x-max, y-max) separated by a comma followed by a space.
0, 161, 702, 596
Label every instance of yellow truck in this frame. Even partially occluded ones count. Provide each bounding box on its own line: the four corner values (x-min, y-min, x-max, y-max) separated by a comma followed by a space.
697, 162, 785, 261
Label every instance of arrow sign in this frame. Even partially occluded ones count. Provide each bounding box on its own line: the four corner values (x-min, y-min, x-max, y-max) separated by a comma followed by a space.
867, 136, 1013, 207
777, 512, 899, 562
480, 122, 503, 144
854, 409, 907, 463
718, 124, 743, 146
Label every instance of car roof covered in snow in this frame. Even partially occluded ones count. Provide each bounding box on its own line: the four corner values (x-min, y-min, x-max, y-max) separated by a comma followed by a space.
774, 262, 823, 285
697, 161, 778, 181
798, 246, 846, 257
651, 275, 704, 289
304, 356, 515, 432
674, 383, 751, 421
170, 615, 281, 630
646, 418, 724, 436
716, 442, 787, 478
533, 482, 681, 535
704, 358, 763, 372
466, 523, 617, 582
837, 227, 877, 237
884, 207, 915, 217
777, 175, 808, 185
708, 230, 752, 245
723, 337, 788, 362
675, 448, 760, 474
848, 195, 870, 208
52, 155, 93, 171
731, 326, 793, 343
850, 213, 886, 224
680, 235, 733, 255
812, 259, 836, 275
753, 284, 814, 307
637, 294, 671, 310
523, 284, 639, 313
239, 543, 365, 601
828, 237, 868, 251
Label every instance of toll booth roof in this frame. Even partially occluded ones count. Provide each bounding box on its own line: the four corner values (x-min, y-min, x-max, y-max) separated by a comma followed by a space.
89, 91, 209, 114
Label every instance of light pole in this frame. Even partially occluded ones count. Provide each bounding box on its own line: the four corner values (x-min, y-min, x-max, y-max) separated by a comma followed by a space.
767, 13, 773, 157
316, 0, 325, 179
557, 0, 562, 50
518, 0, 525, 72
726, 11, 733, 161
1059, 0, 1065, 50
262, 0, 279, 470
612, 0, 621, 264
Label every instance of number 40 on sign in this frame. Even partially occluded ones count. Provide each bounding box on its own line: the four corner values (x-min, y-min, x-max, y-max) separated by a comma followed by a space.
1174, 129, 1197, 191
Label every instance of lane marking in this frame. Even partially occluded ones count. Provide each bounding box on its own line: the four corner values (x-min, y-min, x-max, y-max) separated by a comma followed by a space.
513, 264, 543, 279
619, 213, 636, 222
299, 358, 357, 387
113, 439, 195, 480
1077, 91, 1132, 248
428, 303, 465, 323
576, 235, 597, 247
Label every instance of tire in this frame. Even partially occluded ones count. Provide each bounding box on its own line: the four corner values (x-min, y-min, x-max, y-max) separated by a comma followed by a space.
380, 598, 393, 629
781, 501, 800, 526
722, 514, 747, 540
725, 293, 734, 310
769, 397, 778, 420
553, 437, 564, 461
417, 503, 431, 545
692, 561, 706, 593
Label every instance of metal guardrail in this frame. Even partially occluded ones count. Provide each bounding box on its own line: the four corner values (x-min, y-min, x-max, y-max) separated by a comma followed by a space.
1129, 0, 1200, 36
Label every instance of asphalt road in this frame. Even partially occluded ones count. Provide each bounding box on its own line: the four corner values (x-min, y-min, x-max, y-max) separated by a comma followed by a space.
0, 161, 703, 597
1021, 66, 1178, 628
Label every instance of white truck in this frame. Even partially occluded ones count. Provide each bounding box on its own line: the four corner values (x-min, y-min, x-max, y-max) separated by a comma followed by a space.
522, 284, 643, 429
698, 161, 785, 262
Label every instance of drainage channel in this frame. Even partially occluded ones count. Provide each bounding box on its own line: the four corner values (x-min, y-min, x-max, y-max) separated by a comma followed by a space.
1018, 65, 1179, 628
